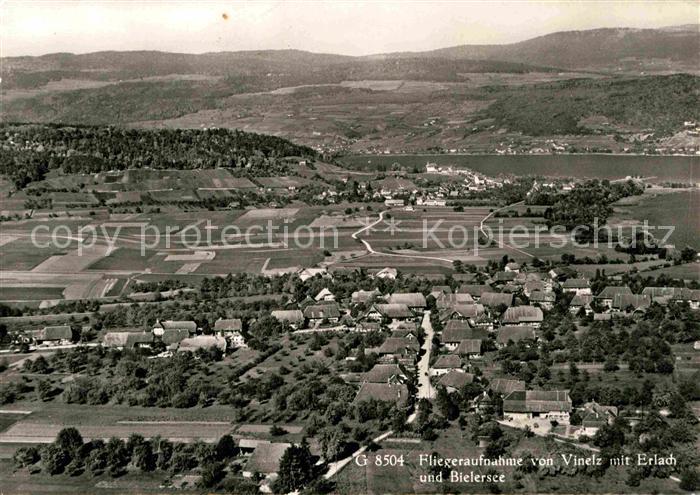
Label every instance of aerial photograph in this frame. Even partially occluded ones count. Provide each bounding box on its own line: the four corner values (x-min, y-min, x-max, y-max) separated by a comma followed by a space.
0, 1, 698, 493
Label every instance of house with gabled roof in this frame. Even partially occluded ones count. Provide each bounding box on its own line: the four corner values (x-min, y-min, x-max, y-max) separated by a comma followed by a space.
480, 292, 514, 309
214, 318, 245, 346
271, 309, 305, 329
440, 326, 474, 352
242, 442, 291, 478
561, 278, 591, 295
160, 328, 190, 347
456, 284, 492, 300
501, 306, 544, 327
438, 303, 485, 325
30, 325, 74, 346
152, 320, 197, 337
579, 401, 618, 437
430, 285, 452, 299
388, 292, 427, 310
439, 370, 475, 393
430, 354, 462, 376
569, 294, 594, 315
503, 390, 572, 423
612, 294, 651, 314
378, 336, 420, 354
488, 378, 526, 395
362, 363, 408, 384
314, 288, 336, 302
453, 339, 483, 359
595, 286, 633, 309
641, 287, 700, 309
353, 382, 410, 407
436, 293, 474, 309
303, 303, 340, 324
529, 290, 555, 310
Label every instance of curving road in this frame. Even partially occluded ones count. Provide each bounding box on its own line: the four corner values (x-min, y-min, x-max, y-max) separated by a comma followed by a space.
351, 209, 454, 263
351, 203, 534, 264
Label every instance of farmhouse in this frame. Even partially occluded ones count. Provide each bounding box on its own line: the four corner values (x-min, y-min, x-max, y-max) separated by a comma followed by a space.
314, 288, 336, 302
641, 287, 700, 309
303, 303, 341, 324
242, 442, 291, 478
435, 293, 474, 309
595, 286, 633, 309
384, 198, 405, 207
501, 306, 544, 327
363, 303, 413, 326
441, 324, 479, 351
480, 292, 514, 309
271, 309, 305, 328
362, 363, 408, 384
152, 320, 197, 337
561, 278, 591, 295
569, 294, 594, 315
388, 292, 427, 310
503, 390, 572, 424
213, 318, 243, 340
612, 294, 651, 313
353, 382, 410, 407
160, 328, 190, 347
579, 402, 618, 437
438, 370, 475, 393
214, 318, 242, 333
102, 331, 153, 350
377, 337, 420, 358
488, 378, 526, 395
457, 284, 491, 300
30, 325, 73, 346
528, 291, 555, 310
496, 325, 536, 348
430, 354, 462, 376
453, 339, 483, 359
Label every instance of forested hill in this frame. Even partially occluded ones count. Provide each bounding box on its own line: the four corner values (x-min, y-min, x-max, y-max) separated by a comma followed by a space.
0, 124, 316, 188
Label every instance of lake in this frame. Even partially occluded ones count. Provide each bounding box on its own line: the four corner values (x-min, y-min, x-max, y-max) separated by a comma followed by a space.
339, 154, 700, 183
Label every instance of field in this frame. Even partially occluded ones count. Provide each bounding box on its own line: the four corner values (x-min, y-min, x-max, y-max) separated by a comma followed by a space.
609, 188, 699, 249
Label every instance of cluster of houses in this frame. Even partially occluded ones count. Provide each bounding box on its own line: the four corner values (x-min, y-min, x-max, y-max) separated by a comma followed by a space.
100, 318, 247, 353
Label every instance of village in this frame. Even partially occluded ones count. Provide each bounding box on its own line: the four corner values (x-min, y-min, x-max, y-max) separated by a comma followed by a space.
4, 256, 698, 491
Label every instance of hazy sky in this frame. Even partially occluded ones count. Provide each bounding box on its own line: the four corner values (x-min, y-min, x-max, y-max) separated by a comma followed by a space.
1, 1, 698, 57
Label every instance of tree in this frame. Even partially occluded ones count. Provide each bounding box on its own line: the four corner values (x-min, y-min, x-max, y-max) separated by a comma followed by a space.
200, 461, 225, 488
13, 446, 40, 468
36, 379, 53, 401
215, 434, 237, 461
41, 444, 69, 475
318, 426, 346, 461
274, 440, 316, 493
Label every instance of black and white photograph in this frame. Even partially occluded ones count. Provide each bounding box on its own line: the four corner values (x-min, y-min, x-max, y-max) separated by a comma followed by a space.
0, 1, 698, 493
